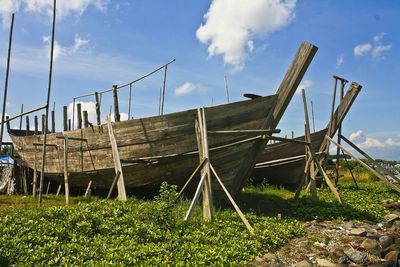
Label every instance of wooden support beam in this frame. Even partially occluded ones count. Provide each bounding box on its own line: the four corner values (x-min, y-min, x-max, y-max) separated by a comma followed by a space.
160, 66, 168, 115
107, 171, 121, 199
112, 85, 120, 122
25, 116, 30, 135
128, 84, 132, 119
19, 104, 23, 130
210, 164, 254, 234
95, 92, 101, 126
32, 147, 37, 197
76, 103, 82, 129
184, 172, 207, 221
301, 89, 318, 201
326, 136, 400, 193
224, 76, 230, 103
56, 184, 61, 196
63, 106, 68, 131
340, 134, 400, 183
63, 136, 69, 204
178, 157, 208, 197
208, 129, 281, 135
34, 115, 38, 134
0, 13, 14, 150
106, 116, 127, 201
46, 180, 51, 195
335, 77, 348, 184
85, 180, 92, 198
83, 110, 89, 128
51, 110, 55, 132
41, 114, 46, 133
68, 119, 71, 131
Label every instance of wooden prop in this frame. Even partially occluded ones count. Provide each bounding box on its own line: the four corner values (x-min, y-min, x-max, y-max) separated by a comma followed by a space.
56, 184, 61, 196
0, 13, 14, 150
128, 84, 132, 119
63, 106, 68, 131
26, 116, 30, 135
77, 103, 82, 129
183, 108, 254, 233
340, 135, 400, 184
106, 116, 127, 201
19, 104, 23, 130
95, 92, 101, 126
224, 76, 230, 103
32, 146, 38, 197
335, 76, 348, 184
51, 110, 55, 132
112, 85, 120, 122
107, 171, 121, 199
63, 136, 69, 204
85, 180, 92, 198
327, 136, 400, 193
34, 115, 38, 134
83, 110, 89, 128
38, 0, 57, 206
160, 65, 168, 115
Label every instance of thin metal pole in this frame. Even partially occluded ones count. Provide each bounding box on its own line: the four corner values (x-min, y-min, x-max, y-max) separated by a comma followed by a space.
224, 76, 230, 103
158, 87, 162, 115
0, 13, 15, 150
38, 0, 56, 206
160, 65, 168, 115
128, 83, 132, 119
72, 98, 75, 130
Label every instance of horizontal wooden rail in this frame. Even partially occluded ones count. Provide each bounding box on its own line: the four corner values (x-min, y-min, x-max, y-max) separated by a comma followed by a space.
264, 135, 310, 145
208, 129, 281, 135
0, 104, 47, 125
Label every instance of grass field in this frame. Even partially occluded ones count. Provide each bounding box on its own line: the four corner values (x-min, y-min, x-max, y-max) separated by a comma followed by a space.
0, 181, 398, 266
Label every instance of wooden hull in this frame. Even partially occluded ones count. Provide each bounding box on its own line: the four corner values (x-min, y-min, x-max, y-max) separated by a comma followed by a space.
251, 129, 327, 188
10, 95, 277, 196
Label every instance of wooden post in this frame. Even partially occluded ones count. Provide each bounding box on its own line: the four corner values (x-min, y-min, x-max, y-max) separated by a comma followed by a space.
301, 89, 318, 201
56, 184, 61, 196
22, 167, 28, 195
311, 100, 315, 133
42, 114, 46, 133
85, 180, 92, 197
106, 116, 127, 201
32, 146, 37, 197
112, 85, 120, 122
0, 13, 14, 150
83, 110, 89, 128
38, 0, 57, 207
291, 131, 294, 139
95, 92, 101, 126
107, 171, 121, 199
196, 108, 213, 221
51, 110, 55, 132
158, 87, 162, 115
340, 134, 400, 184
26, 116, 30, 134
327, 136, 400, 193
63, 136, 69, 204
335, 76, 348, 184
46, 180, 51, 195
34, 115, 38, 134
76, 103, 82, 129
63, 106, 68, 131
68, 119, 71, 131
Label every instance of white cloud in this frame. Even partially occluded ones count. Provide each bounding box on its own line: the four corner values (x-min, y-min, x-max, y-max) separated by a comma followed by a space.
296, 79, 312, 94
353, 32, 392, 58
354, 43, 372, 57
42, 34, 89, 61
336, 53, 344, 67
174, 82, 205, 96
0, 0, 20, 26
0, 0, 108, 26
349, 130, 400, 150
372, 44, 392, 58
196, 0, 296, 72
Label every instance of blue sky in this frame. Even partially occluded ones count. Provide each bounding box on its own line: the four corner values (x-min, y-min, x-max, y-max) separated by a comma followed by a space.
0, 0, 399, 160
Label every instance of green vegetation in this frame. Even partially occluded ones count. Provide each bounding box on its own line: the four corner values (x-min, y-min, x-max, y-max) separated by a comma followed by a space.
0, 183, 303, 266
0, 181, 398, 266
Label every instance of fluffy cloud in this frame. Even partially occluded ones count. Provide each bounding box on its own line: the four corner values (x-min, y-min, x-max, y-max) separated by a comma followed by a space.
174, 82, 205, 96
349, 130, 400, 150
43, 34, 89, 61
0, 0, 108, 26
296, 79, 312, 94
336, 53, 344, 67
354, 43, 372, 57
196, 0, 296, 72
353, 32, 392, 58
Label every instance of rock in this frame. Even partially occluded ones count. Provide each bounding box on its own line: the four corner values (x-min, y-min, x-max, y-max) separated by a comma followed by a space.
298, 240, 311, 248
392, 221, 400, 230
315, 258, 336, 267
383, 244, 400, 255
296, 259, 313, 267
349, 228, 367, 236
367, 231, 380, 240
379, 236, 394, 250
254, 256, 265, 265
262, 253, 277, 261
343, 221, 355, 229
368, 249, 382, 258
383, 214, 400, 223
361, 239, 379, 250
344, 249, 367, 264
329, 248, 346, 262
384, 250, 399, 261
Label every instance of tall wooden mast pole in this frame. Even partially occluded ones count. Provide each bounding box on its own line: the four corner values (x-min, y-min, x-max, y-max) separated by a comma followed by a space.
0, 13, 15, 150
38, 0, 56, 206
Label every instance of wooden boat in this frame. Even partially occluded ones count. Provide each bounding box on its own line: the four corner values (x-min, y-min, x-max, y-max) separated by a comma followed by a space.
251, 82, 362, 189
8, 42, 318, 196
